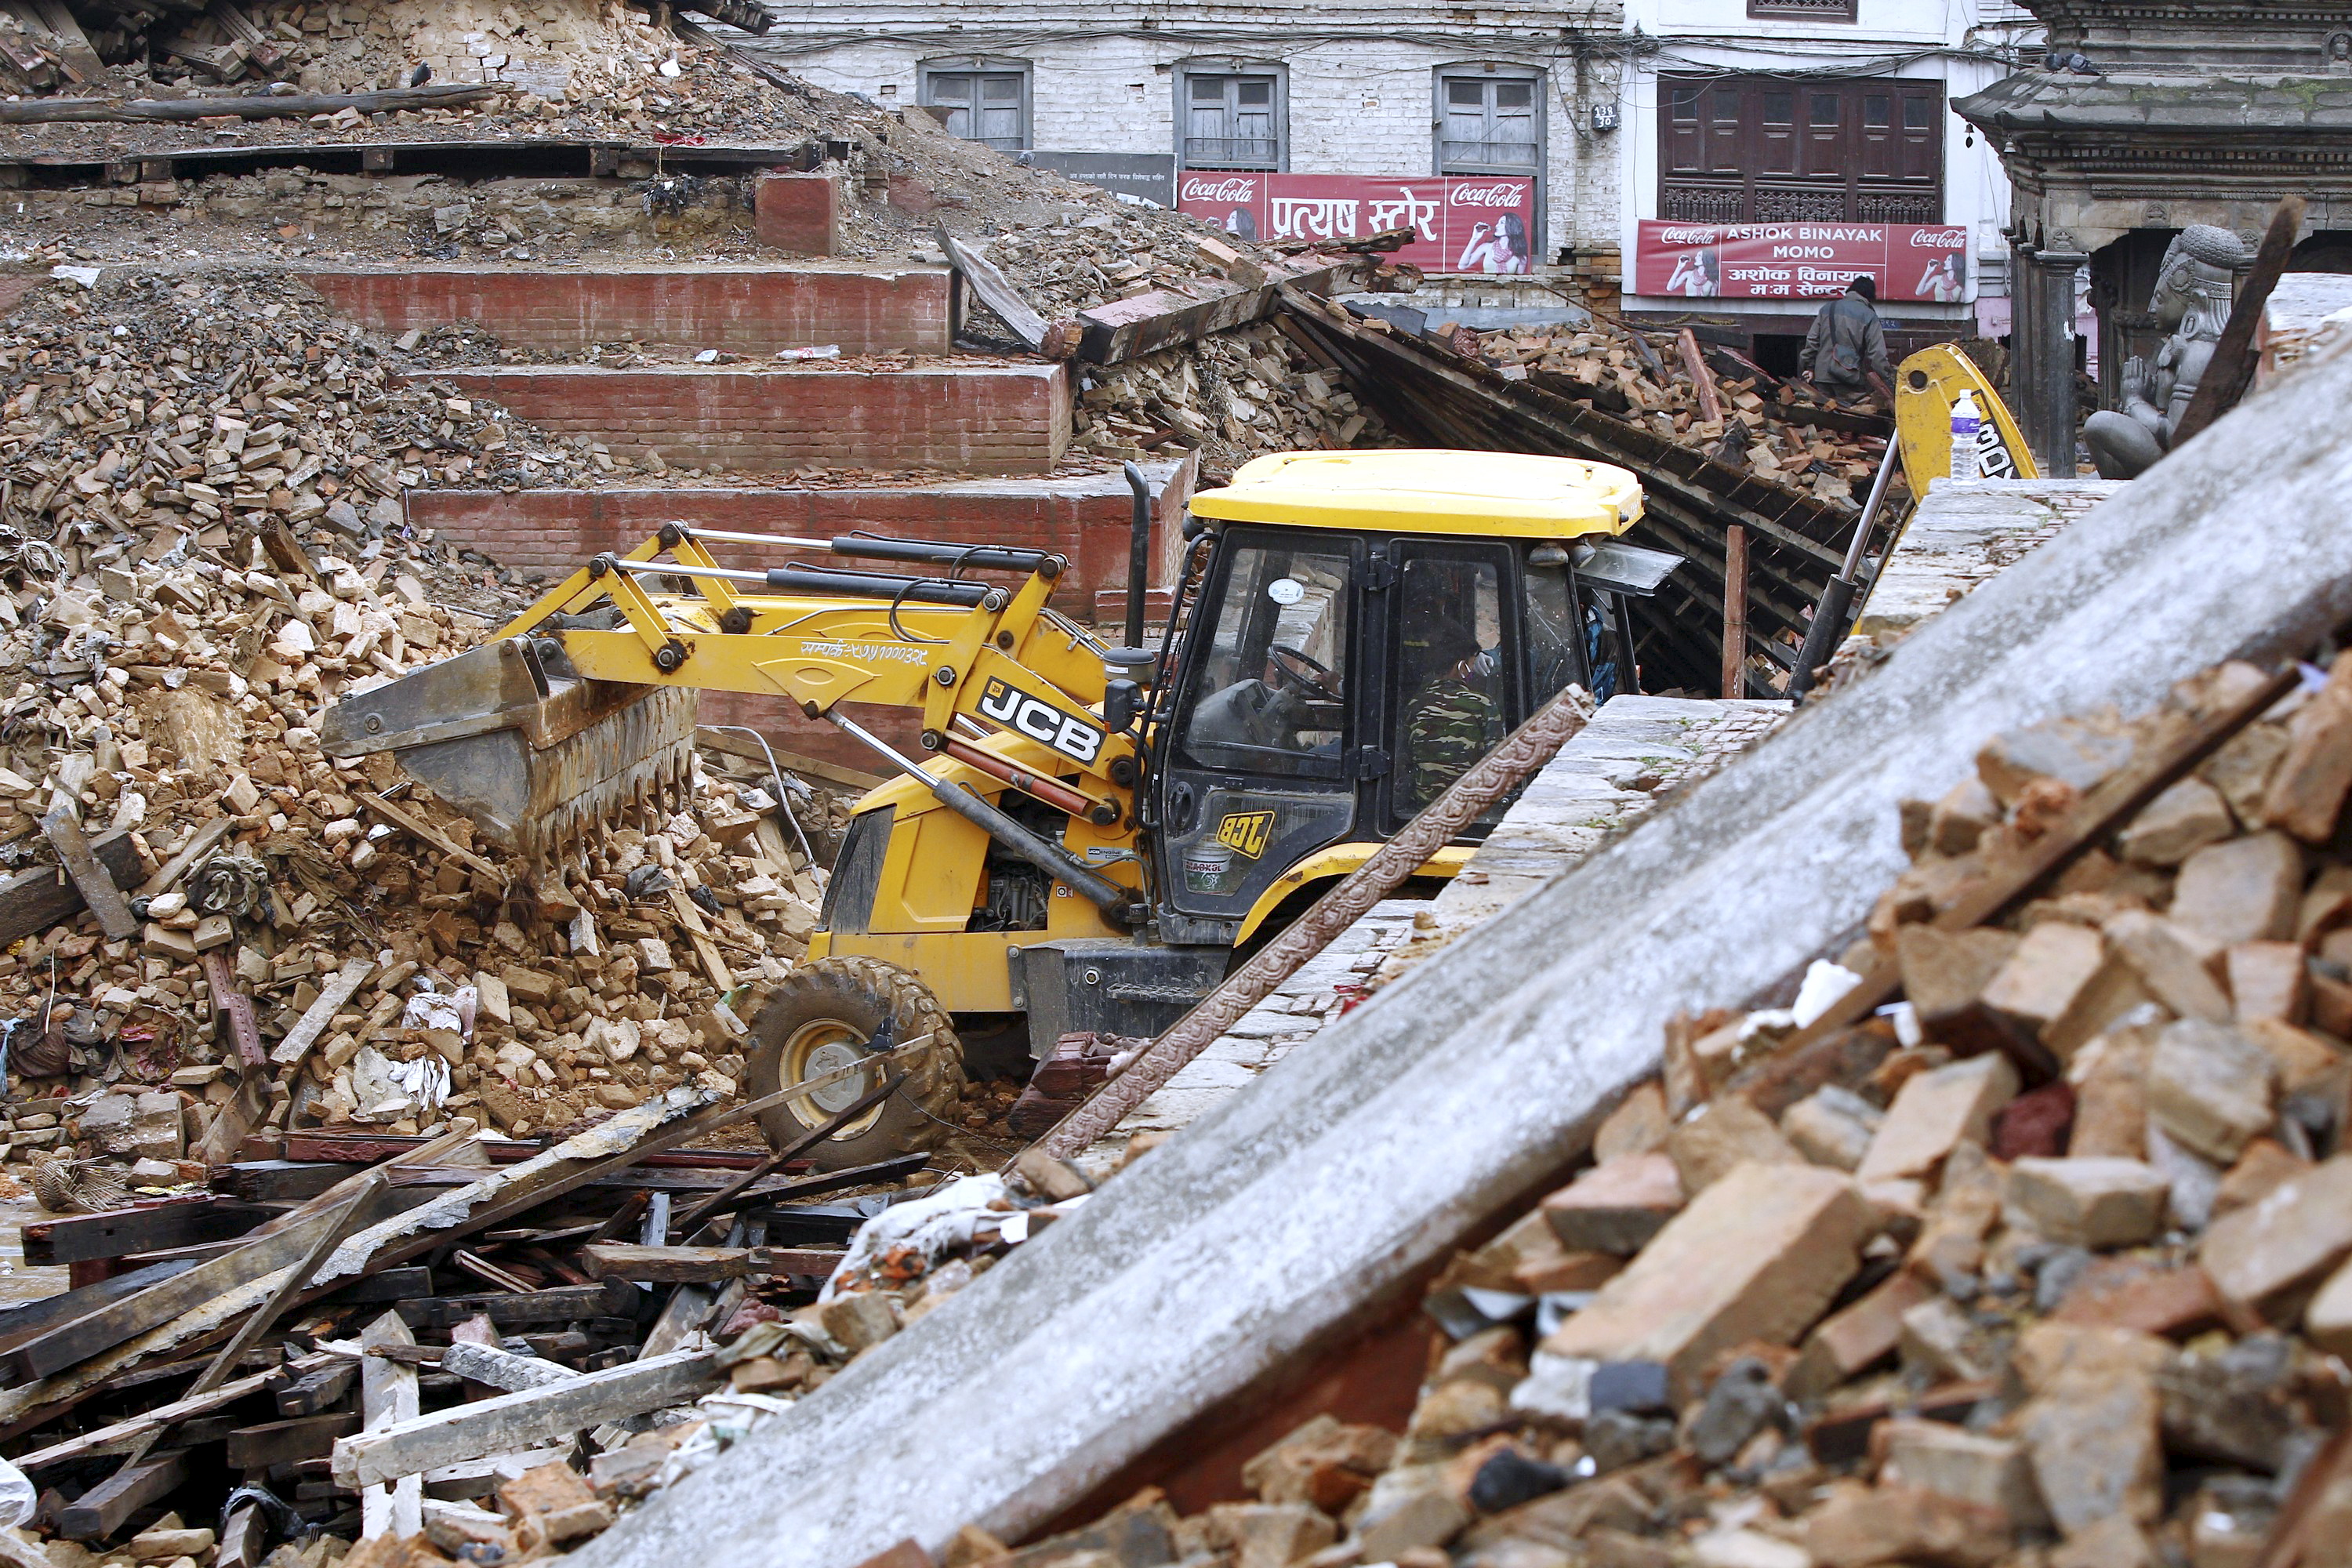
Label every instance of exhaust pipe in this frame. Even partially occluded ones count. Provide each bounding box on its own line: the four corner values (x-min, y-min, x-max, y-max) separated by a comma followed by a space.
1122, 462, 1152, 650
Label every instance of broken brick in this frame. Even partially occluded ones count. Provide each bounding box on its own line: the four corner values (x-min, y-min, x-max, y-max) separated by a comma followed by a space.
1542, 1161, 1872, 1401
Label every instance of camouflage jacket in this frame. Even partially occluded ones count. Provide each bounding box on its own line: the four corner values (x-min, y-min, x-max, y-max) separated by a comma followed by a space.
1404, 677, 1504, 808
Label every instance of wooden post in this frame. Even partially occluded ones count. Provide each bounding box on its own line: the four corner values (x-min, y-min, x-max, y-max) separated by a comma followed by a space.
361, 1310, 423, 1539
1722, 524, 1749, 699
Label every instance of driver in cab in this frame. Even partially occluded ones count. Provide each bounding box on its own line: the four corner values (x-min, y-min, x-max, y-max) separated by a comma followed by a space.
1403, 619, 1502, 809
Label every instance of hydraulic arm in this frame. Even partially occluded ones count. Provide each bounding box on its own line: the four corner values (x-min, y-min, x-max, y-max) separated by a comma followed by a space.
321, 524, 1149, 920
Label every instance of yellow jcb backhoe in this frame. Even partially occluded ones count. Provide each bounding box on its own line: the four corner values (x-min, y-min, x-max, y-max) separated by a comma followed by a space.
322, 450, 1678, 1164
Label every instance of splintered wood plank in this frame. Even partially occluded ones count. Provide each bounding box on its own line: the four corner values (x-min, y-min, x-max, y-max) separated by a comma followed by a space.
58, 1450, 186, 1538
272, 957, 375, 1068
0, 828, 137, 946
38, 804, 136, 940
333, 1351, 723, 1488
938, 230, 1048, 350
361, 1311, 423, 1540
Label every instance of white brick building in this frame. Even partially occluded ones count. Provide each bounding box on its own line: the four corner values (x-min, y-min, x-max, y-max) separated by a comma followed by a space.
736, 0, 1626, 276
1613, 0, 2040, 358
738, 0, 2042, 347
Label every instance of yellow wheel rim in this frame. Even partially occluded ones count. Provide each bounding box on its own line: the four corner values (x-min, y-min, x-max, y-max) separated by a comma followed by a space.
779, 1018, 889, 1139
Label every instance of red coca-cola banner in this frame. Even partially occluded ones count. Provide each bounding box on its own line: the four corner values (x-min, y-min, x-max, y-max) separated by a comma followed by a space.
1178, 173, 1538, 275
1634, 220, 1972, 303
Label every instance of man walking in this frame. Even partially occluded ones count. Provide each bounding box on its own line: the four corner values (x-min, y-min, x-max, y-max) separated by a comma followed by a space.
1801, 274, 1896, 405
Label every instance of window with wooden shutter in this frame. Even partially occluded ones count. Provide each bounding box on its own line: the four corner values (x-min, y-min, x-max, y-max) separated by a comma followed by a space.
1182, 72, 1282, 170
920, 63, 1029, 152
1657, 73, 1942, 224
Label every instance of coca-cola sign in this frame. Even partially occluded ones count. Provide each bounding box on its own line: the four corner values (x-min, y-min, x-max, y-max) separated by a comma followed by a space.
1633, 220, 1974, 303
1179, 172, 1537, 274
1178, 174, 1260, 205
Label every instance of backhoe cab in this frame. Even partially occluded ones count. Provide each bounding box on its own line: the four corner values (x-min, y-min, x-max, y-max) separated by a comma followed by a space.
325, 450, 1674, 1166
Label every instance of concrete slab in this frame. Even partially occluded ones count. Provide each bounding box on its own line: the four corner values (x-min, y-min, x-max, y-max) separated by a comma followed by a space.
573, 343, 2352, 1568
1856, 478, 2125, 640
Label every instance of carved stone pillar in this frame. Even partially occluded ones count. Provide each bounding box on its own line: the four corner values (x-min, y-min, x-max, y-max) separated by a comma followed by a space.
2016, 243, 2089, 477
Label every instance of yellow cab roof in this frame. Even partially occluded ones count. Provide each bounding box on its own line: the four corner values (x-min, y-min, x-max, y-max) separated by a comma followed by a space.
1189, 449, 1643, 539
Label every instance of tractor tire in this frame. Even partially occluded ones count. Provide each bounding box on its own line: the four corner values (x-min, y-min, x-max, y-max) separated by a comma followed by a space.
742, 956, 966, 1170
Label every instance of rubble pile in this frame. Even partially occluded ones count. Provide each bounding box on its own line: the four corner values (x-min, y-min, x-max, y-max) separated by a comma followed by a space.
1454, 321, 1893, 506
2, 270, 608, 536
0, 1083, 953, 1564
809, 649, 2352, 1568
0, 269, 873, 1151
1074, 322, 1393, 470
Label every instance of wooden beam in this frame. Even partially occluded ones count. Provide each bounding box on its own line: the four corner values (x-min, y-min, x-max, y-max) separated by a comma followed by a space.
693, 728, 884, 792
580, 1243, 771, 1283
274, 1359, 358, 1417
224, 1412, 361, 1470
2175, 194, 2307, 448
15, 1354, 336, 1470
270, 957, 374, 1068
1722, 524, 1749, 700
400, 1280, 640, 1330
1758, 662, 2303, 1065
21, 1200, 278, 1267
0, 82, 506, 123
437, 1341, 570, 1393
0, 1260, 198, 1356
217, 1504, 265, 1568
357, 793, 505, 888
937, 230, 1049, 351
1679, 328, 1723, 425
1073, 260, 1352, 367
332, 1351, 723, 1489
0, 829, 138, 947
38, 805, 136, 940
360, 1311, 422, 1540
59, 1451, 185, 1539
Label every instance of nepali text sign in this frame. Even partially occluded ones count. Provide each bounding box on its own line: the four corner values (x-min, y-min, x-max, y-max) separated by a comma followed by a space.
1634, 221, 1972, 303
1178, 173, 1537, 275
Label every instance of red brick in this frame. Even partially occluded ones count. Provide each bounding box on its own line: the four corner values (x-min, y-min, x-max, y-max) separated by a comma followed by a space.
299, 263, 942, 355
756, 172, 839, 256
416, 362, 1071, 476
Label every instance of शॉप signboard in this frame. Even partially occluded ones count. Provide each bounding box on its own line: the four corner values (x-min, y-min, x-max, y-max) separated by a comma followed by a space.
1177, 173, 1538, 275
1634, 220, 1973, 303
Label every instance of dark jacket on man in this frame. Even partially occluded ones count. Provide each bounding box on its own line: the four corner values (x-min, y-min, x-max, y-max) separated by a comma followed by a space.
1801, 278, 1895, 394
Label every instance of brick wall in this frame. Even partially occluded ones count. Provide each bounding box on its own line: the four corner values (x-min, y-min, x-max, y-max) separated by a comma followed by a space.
406, 457, 1194, 604
421, 362, 1072, 475
300, 265, 949, 355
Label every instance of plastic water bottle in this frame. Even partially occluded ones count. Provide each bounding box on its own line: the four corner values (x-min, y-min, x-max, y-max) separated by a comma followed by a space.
1949, 390, 1983, 484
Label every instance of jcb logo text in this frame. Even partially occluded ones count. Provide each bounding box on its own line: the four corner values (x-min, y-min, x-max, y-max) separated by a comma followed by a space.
978, 677, 1104, 765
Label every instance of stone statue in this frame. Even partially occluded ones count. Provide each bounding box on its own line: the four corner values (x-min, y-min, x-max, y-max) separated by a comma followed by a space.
2084, 224, 2247, 478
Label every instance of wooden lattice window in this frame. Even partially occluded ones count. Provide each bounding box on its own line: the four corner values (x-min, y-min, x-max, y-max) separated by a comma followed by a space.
1659, 73, 1940, 224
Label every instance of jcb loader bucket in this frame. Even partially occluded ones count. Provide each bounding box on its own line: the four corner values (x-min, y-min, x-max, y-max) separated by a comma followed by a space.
321, 640, 698, 866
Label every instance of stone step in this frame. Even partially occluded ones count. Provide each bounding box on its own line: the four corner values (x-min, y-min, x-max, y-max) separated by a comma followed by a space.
298, 263, 949, 357
419, 361, 1071, 476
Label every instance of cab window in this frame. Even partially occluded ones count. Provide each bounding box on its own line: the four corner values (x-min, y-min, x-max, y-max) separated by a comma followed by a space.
1393, 553, 1505, 813
1177, 538, 1352, 779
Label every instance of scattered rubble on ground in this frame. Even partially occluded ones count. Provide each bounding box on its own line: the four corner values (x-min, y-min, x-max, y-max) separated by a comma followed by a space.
1073, 321, 1393, 471
1439, 318, 1900, 506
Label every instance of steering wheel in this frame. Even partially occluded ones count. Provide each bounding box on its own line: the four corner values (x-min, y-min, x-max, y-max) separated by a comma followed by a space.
1267, 644, 1338, 698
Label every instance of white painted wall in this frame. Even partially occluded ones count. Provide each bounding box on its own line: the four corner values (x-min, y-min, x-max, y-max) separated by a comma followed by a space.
735, 3, 1627, 260
1614, 0, 2042, 320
